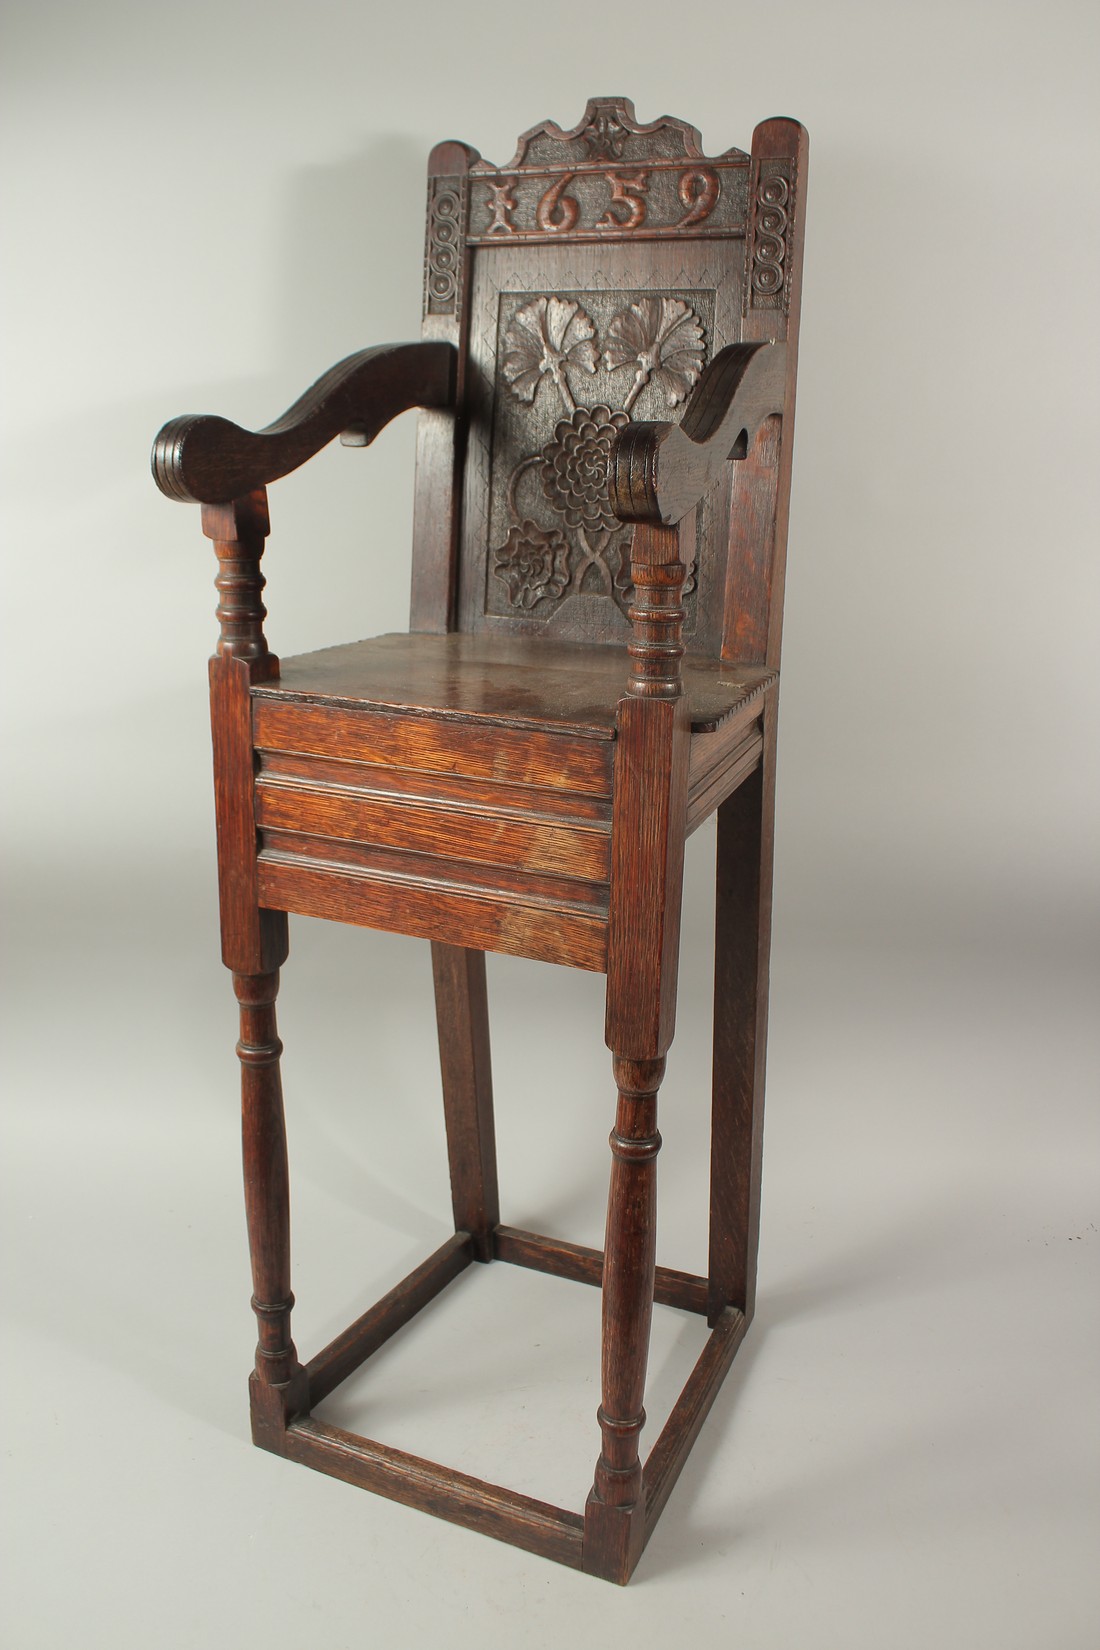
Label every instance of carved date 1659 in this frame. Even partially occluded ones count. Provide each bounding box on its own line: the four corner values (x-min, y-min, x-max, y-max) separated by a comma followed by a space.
474, 166, 725, 241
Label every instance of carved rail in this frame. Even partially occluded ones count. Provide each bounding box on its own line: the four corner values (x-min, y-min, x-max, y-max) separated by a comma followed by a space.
152, 341, 456, 505
607, 341, 786, 526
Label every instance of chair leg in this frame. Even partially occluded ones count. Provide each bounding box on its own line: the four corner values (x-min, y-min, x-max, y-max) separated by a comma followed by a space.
431, 943, 499, 1262
583, 1054, 665, 1584
582, 669, 689, 1581
708, 712, 777, 1326
233, 968, 308, 1447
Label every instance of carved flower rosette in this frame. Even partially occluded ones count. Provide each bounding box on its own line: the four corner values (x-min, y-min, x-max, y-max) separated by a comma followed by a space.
541, 406, 629, 533
488, 291, 707, 617
491, 520, 570, 610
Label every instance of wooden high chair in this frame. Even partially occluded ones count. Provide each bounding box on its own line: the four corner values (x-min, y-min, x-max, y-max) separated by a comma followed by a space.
153, 97, 807, 1583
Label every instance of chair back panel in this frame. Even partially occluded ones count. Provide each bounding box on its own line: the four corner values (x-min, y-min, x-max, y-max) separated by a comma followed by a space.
410, 99, 805, 665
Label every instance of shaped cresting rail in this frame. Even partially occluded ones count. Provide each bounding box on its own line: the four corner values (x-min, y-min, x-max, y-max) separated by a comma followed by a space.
607, 341, 787, 527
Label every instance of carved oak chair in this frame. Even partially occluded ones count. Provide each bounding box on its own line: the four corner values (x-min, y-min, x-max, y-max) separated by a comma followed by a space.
153, 97, 807, 1584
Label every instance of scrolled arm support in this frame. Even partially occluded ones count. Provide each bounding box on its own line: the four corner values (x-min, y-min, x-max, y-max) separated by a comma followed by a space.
151, 340, 456, 505
613, 343, 785, 698
608, 340, 787, 527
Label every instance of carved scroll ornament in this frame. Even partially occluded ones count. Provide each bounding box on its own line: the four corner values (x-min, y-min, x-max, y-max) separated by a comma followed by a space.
749, 166, 791, 308
425, 177, 467, 315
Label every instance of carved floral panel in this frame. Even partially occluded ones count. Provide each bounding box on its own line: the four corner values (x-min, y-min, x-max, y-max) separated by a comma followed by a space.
482, 288, 715, 625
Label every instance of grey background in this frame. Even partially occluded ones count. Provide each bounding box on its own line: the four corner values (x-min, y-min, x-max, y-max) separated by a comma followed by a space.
2, 2, 1097, 1645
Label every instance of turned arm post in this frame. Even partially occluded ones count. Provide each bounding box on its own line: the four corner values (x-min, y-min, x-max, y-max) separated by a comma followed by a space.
625, 521, 687, 699
203, 489, 285, 976
202, 488, 277, 675
201, 493, 302, 1434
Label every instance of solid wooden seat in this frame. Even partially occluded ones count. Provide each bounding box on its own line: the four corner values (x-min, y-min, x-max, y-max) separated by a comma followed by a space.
262, 632, 775, 734
153, 97, 807, 1583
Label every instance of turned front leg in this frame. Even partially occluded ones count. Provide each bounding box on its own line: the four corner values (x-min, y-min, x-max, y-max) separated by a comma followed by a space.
584, 1056, 665, 1581
585, 520, 689, 1581
234, 970, 304, 1432
594, 1056, 664, 1506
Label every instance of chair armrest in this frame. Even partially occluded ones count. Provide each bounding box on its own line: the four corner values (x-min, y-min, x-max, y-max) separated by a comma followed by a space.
152, 341, 456, 505
608, 341, 786, 527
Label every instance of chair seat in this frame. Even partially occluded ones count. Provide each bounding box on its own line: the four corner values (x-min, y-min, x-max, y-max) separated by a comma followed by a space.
246, 632, 775, 974
255, 631, 776, 737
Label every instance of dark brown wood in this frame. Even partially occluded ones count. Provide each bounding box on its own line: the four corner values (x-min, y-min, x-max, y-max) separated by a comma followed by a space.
411, 142, 479, 633
466, 98, 749, 249
686, 721, 765, 835
204, 489, 273, 663
253, 631, 773, 735
643, 1304, 748, 1534
432, 946, 499, 1260
277, 1240, 749, 1579
254, 770, 610, 881
154, 96, 808, 1584
608, 342, 787, 527
259, 830, 609, 916
731, 116, 809, 670
257, 746, 613, 824
286, 1417, 585, 1567
625, 521, 687, 698
605, 694, 690, 1057
235, 969, 308, 1447
492, 1224, 709, 1314
722, 414, 781, 662
153, 342, 455, 504
204, 493, 286, 976
452, 95, 756, 657
257, 852, 608, 972
583, 1056, 664, 1583
584, 512, 692, 1580
708, 704, 778, 1324
306, 1233, 474, 1406
253, 694, 614, 796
